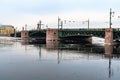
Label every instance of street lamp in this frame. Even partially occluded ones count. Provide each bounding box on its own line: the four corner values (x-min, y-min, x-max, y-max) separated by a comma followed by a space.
82, 19, 90, 29
25, 24, 27, 31
58, 17, 63, 30
14, 27, 17, 37
109, 8, 115, 28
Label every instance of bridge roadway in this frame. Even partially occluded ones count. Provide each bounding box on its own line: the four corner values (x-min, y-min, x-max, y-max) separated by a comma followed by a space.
58, 28, 120, 41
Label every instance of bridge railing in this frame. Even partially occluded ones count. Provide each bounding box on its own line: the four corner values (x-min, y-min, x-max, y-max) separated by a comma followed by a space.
113, 28, 120, 31
113, 28, 120, 40
58, 28, 105, 31
58, 28, 120, 41
58, 28, 105, 38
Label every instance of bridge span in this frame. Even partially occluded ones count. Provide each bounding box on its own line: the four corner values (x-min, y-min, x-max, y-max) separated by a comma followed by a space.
46, 28, 120, 44
21, 28, 120, 44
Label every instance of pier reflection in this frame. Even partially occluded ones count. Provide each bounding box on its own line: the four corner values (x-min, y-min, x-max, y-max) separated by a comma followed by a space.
21, 40, 120, 79
104, 45, 113, 57
44, 41, 120, 60
1, 37, 120, 80
45, 41, 120, 78
46, 41, 59, 50
104, 45, 113, 78
21, 38, 29, 45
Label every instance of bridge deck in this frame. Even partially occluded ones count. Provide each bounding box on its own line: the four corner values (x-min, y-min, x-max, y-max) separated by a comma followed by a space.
58, 28, 120, 40
28, 28, 120, 41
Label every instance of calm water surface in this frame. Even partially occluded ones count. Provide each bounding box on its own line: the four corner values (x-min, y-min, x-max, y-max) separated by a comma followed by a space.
0, 37, 120, 80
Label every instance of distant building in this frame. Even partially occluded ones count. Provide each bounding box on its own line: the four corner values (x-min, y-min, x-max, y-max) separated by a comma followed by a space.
0, 25, 15, 36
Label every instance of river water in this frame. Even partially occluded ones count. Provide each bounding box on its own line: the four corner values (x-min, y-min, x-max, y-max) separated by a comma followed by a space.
0, 37, 120, 80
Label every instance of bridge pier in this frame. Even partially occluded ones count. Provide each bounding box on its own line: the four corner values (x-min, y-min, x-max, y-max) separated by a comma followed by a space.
46, 28, 60, 41
105, 28, 113, 45
21, 27, 29, 39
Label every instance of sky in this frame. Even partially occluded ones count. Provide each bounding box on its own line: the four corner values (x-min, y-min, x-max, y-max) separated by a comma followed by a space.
0, 0, 120, 30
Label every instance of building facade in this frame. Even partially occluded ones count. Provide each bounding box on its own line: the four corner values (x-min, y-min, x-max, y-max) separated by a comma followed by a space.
0, 25, 15, 36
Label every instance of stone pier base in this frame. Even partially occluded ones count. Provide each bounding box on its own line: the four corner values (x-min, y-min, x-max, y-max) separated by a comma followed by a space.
21, 31, 29, 39
105, 28, 113, 45
46, 28, 60, 41
21, 27, 29, 39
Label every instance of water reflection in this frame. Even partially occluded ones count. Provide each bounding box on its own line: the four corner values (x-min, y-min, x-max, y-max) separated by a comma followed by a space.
45, 41, 120, 79
104, 45, 113, 57
29, 41, 108, 64
108, 55, 112, 78
104, 45, 113, 78
0, 38, 14, 45
0, 37, 14, 48
46, 41, 59, 50
27, 40, 120, 63
1, 37, 120, 80
21, 38, 29, 45
39, 44, 41, 59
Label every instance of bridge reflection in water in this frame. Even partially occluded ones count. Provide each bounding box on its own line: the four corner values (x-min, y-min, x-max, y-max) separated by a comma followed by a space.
1, 37, 120, 80
44, 41, 120, 60
44, 41, 120, 78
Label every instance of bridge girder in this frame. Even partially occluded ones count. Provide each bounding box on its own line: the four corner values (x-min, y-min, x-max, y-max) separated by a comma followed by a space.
58, 29, 105, 39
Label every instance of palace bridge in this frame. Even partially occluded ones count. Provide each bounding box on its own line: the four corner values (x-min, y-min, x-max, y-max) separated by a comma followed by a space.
21, 27, 120, 44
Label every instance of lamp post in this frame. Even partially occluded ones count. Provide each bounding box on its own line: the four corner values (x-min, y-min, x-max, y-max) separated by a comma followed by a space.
58, 17, 63, 30
58, 17, 60, 30
82, 19, 90, 29
25, 24, 27, 31
109, 8, 115, 28
88, 19, 89, 29
37, 20, 44, 30
14, 27, 17, 37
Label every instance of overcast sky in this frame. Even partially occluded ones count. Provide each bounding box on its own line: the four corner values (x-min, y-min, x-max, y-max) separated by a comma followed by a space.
0, 0, 120, 30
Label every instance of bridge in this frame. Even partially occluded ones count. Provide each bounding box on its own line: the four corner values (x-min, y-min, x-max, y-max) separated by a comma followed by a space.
58, 28, 105, 43
46, 28, 120, 44
58, 28, 120, 42
21, 27, 120, 44
20, 13, 120, 44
